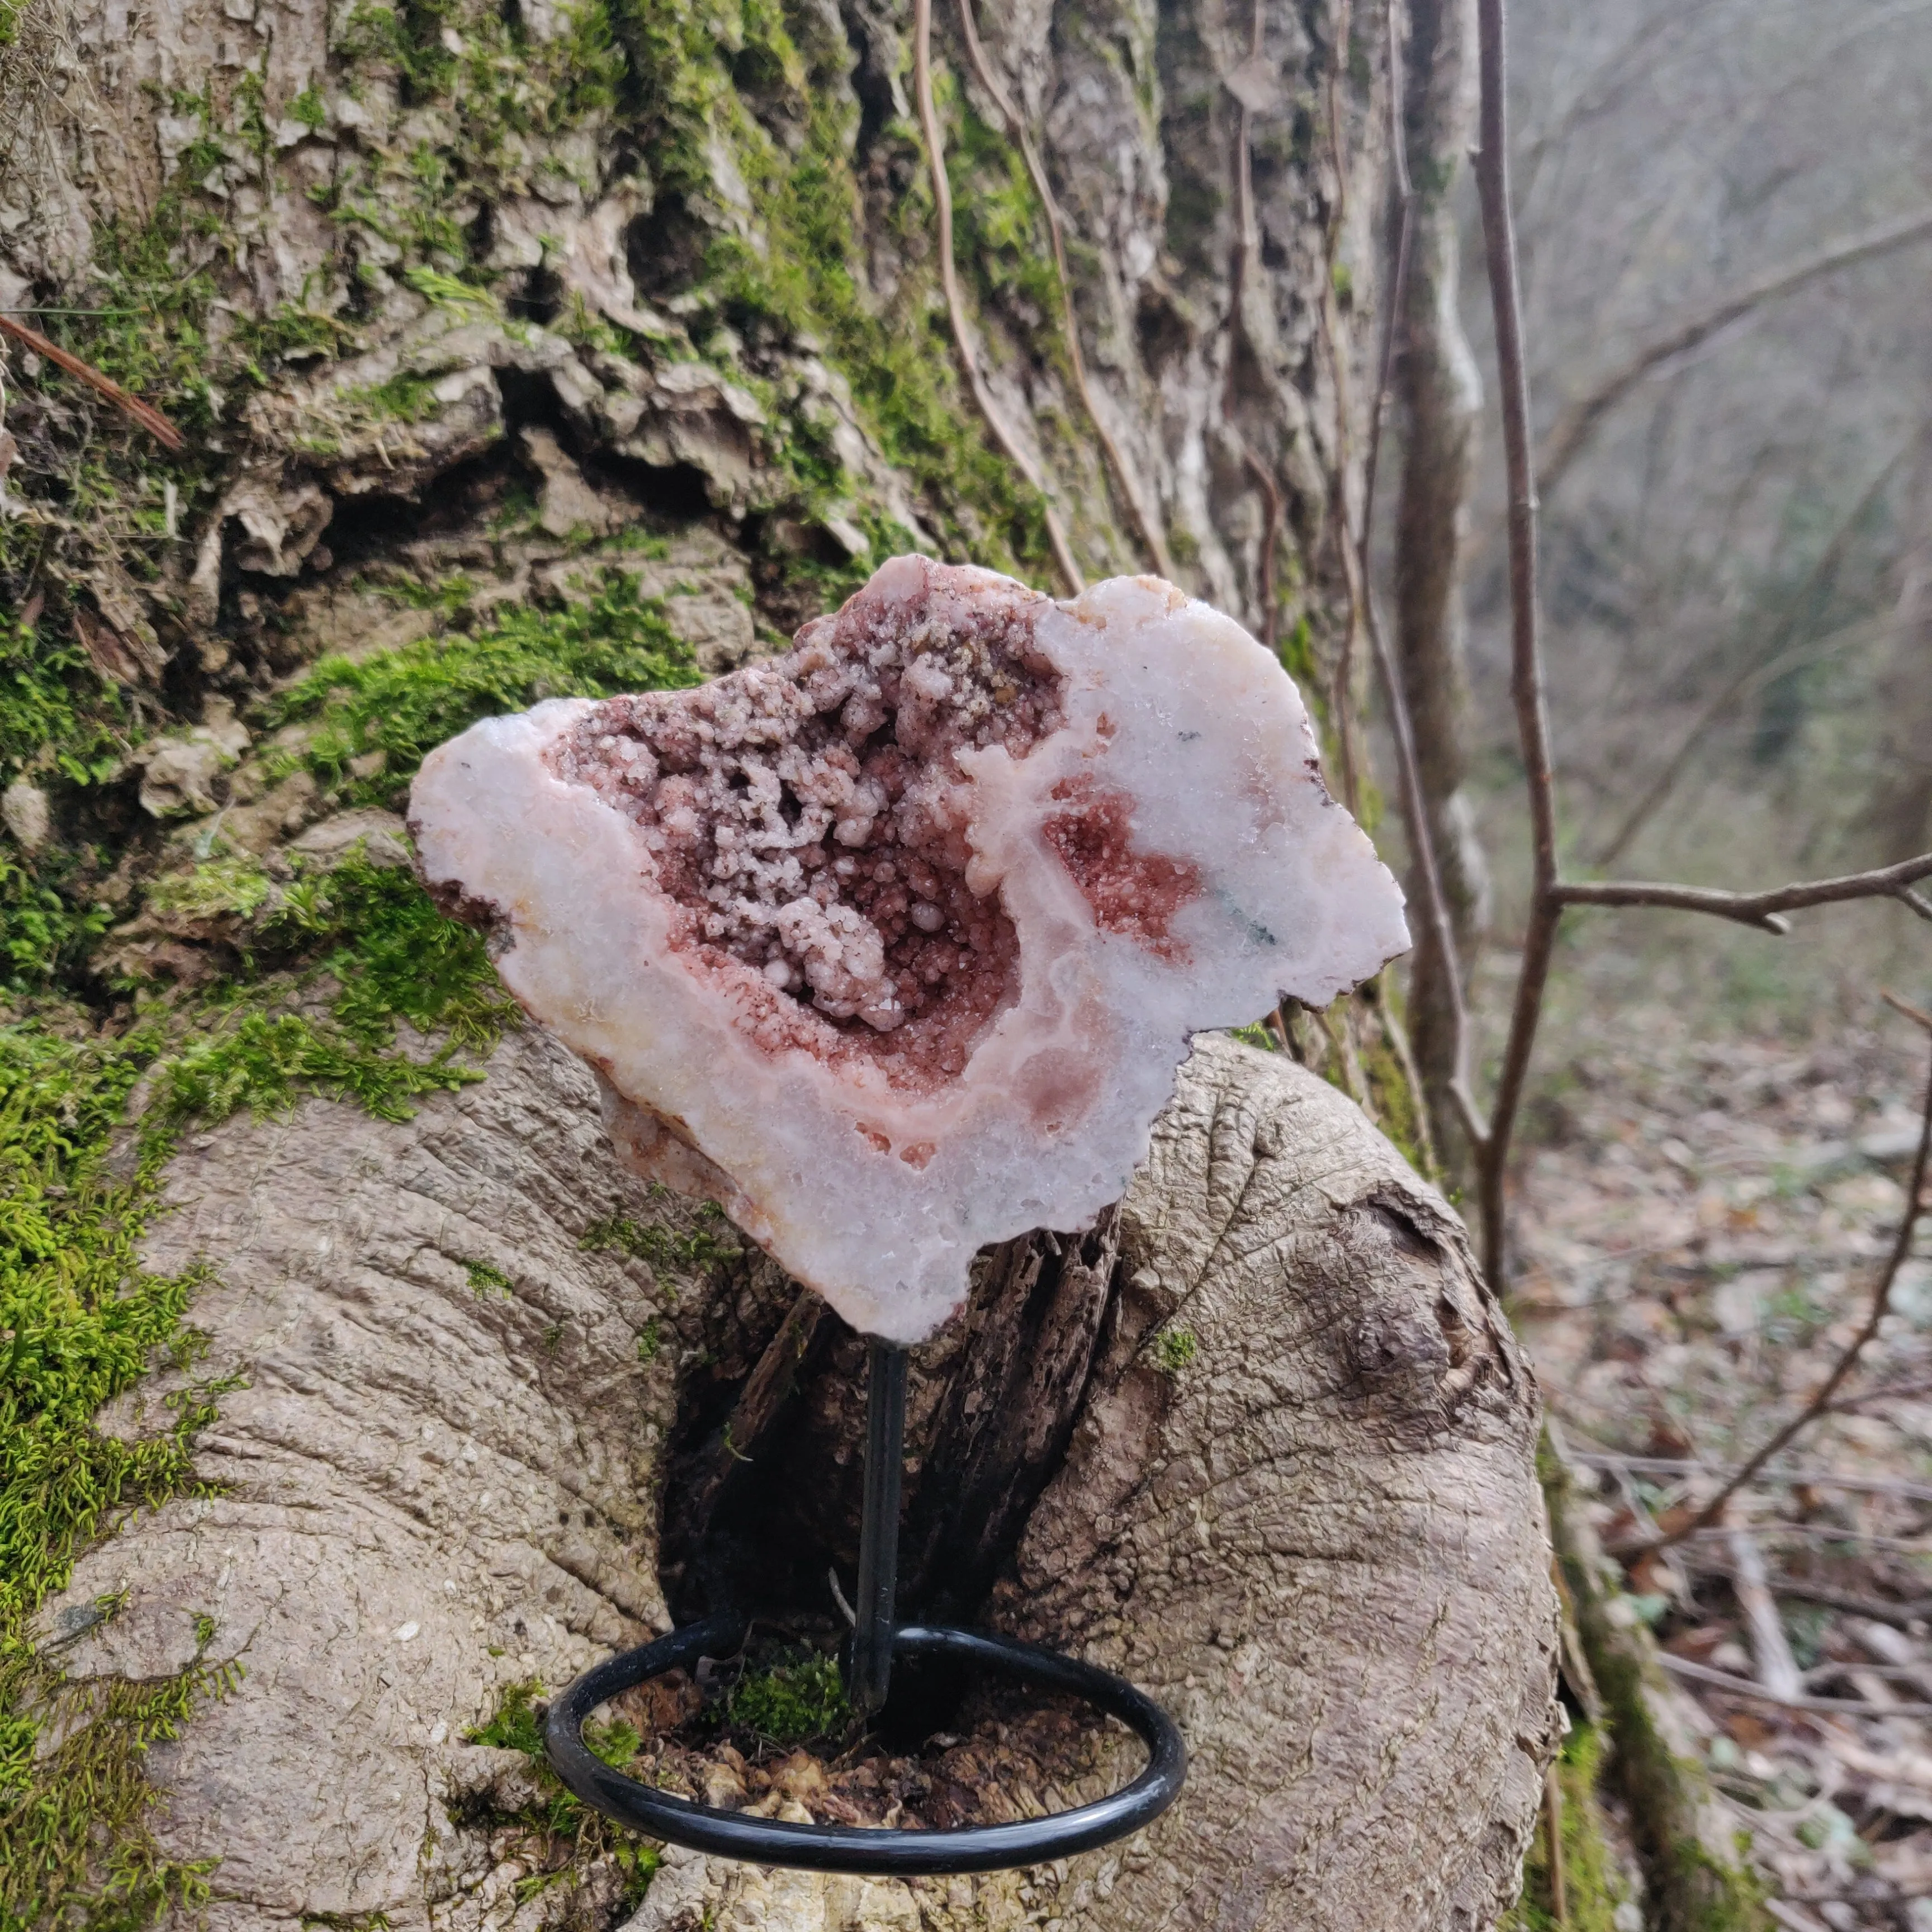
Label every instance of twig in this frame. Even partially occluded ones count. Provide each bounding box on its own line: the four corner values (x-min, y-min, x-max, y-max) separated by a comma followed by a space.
1679, 1523, 1932, 1554
1646, 1040, 1932, 1555
1678, 1561, 1932, 1631
953, 0, 1171, 579
1728, 1527, 1803, 1701
1658, 1651, 1932, 1719
911, 0, 1082, 596
1884, 989, 1932, 1035
1319, 0, 1367, 812
1571, 1452, 1932, 1508
1358, 0, 1413, 580
1555, 853, 1932, 935
1534, 205, 1932, 505
1471, 0, 1560, 1290
0, 312, 184, 452
1225, 0, 1285, 649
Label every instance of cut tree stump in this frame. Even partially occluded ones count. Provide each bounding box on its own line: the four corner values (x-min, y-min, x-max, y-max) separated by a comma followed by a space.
36, 1030, 1558, 1932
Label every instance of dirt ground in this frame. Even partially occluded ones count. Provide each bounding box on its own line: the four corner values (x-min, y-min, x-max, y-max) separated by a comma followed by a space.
1509, 979, 1932, 1931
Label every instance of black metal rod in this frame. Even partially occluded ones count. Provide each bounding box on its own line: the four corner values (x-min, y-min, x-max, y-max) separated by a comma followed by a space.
849, 1338, 908, 1715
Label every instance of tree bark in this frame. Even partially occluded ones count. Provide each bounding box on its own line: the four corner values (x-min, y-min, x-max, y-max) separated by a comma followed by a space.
0, 0, 1560, 1922
1390, 0, 1490, 1186
37, 1032, 1557, 1932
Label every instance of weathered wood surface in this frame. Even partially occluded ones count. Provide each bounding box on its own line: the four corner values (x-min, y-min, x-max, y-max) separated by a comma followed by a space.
37, 1031, 1556, 1932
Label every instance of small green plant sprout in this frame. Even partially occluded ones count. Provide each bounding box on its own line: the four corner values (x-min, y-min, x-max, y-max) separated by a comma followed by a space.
465, 1677, 546, 1755
634, 1318, 662, 1363
1155, 1328, 1200, 1375
465, 1260, 512, 1296
726, 1649, 851, 1746
540, 1323, 564, 1355
193, 1612, 218, 1650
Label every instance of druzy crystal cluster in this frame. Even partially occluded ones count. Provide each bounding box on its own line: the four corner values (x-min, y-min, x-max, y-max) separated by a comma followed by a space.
409, 557, 1408, 1341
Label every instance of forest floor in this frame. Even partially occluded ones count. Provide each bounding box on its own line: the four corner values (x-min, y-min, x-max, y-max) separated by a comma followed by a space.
1507, 966, 1932, 1932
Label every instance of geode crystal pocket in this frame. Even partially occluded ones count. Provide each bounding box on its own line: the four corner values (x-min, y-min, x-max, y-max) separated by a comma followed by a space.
409, 557, 1408, 1341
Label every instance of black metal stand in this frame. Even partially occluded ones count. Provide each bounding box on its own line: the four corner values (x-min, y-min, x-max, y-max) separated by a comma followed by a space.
543, 1336, 1186, 1874
849, 1339, 907, 1715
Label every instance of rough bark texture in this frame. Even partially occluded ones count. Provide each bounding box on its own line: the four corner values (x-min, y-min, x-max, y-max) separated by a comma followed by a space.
1, 0, 1557, 1921
1390, 0, 1490, 1183
38, 1028, 688, 1932
0, 0, 1395, 672
36, 1031, 1556, 1932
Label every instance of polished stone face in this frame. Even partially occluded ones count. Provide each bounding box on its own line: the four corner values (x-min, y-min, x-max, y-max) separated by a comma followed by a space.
409, 556, 1409, 1341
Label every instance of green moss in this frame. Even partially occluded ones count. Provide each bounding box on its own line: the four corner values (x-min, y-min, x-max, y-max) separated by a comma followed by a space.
580, 1211, 736, 1279
143, 855, 274, 924
726, 1647, 849, 1745
0, 614, 135, 991
946, 84, 1065, 362
269, 570, 702, 809
0, 845, 117, 994
289, 83, 329, 131
1498, 1723, 1627, 1932
1547, 1459, 1773, 1932
0, 1014, 249, 1931
0, 834, 551, 1928
254, 853, 519, 1053
461, 1679, 660, 1905
1154, 1327, 1198, 1374
0, 619, 126, 790
465, 1260, 513, 1296
704, 88, 1056, 583
634, 1318, 662, 1363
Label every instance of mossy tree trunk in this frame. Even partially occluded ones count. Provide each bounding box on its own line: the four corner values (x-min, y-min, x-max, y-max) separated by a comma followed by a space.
0, 0, 1564, 1926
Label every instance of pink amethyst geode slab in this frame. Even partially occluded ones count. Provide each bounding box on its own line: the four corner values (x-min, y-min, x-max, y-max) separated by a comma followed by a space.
408, 557, 1409, 1342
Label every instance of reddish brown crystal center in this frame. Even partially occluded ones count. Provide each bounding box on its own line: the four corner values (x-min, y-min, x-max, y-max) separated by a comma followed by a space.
547, 568, 1064, 1096
1043, 776, 1202, 960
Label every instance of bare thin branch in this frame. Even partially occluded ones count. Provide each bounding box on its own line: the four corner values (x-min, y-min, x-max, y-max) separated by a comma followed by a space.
1472, 0, 1559, 1287
1679, 1559, 1932, 1629
1537, 205, 1932, 503
1555, 852, 1932, 935
1542, 1768, 1569, 1928
1884, 989, 1932, 1034
912, 0, 1083, 596
954, 0, 1172, 579
1358, 0, 1412, 570
1589, 443, 1912, 870
0, 311, 184, 452
1647, 1039, 1932, 1555
1658, 1651, 1932, 1720
1569, 1451, 1932, 1507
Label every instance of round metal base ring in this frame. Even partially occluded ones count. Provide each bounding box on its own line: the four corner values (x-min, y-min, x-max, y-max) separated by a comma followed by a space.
543, 1614, 1186, 1876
